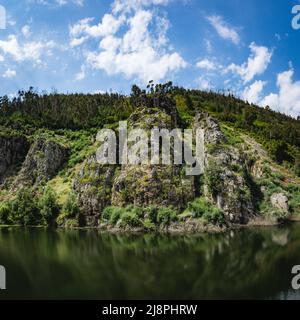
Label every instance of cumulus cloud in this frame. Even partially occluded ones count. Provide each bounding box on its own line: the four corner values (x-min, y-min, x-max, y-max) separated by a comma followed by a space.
196, 59, 217, 71
196, 76, 212, 91
28, 0, 84, 6
207, 15, 240, 45
71, 0, 186, 83
0, 35, 55, 62
261, 68, 300, 118
75, 65, 86, 80
242, 80, 266, 104
112, 0, 170, 14
21, 25, 32, 38
69, 15, 124, 46
227, 42, 272, 83
3, 68, 16, 78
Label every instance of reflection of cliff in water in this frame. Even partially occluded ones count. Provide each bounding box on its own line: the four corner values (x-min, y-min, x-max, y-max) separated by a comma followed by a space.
0, 224, 300, 299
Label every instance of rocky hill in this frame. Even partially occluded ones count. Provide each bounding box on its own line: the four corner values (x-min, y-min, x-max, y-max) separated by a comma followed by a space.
0, 84, 299, 232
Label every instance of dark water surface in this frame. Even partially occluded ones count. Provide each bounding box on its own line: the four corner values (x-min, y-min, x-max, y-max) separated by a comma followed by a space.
1, 224, 300, 299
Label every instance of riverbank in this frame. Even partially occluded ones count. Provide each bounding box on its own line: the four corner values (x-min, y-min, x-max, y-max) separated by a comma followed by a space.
1, 214, 299, 234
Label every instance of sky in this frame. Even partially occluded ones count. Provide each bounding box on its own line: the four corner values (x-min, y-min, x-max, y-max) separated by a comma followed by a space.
0, 0, 300, 117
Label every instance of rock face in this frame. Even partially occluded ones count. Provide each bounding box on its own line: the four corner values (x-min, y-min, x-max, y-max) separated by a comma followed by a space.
111, 107, 194, 210
73, 157, 116, 226
270, 193, 289, 212
71, 108, 292, 228
15, 138, 69, 186
111, 165, 194, 210
194, 112, 226, 145
0, 136, 30, 184
73, 107, 195, 226
194, 112, 255, 223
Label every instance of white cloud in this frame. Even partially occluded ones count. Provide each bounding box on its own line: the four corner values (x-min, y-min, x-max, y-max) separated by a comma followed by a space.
261, 68, 300, 117
69, 14, 124, 46
227, 42, 272, 83
196, 76, 212, 91
204, 38, 212, 53
28, 0, 84, 6
75, 65, 86, 80
112, 0, 170, 14
21, 25, 32, 38
0, 35, 55, 62
3, 68, 16, 78
207, 15, 240, 45
242, 80, 266, 104
72, 1, 186, 83
196, 59, 217, 71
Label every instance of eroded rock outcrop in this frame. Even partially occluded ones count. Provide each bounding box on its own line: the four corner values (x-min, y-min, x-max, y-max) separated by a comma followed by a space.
73, 107, 195, 226
14, 138, 69, 186
0, 136, 30, 185
270, 193, 289, 212
73, 157, 116, 226
194, 112, 255, 223
111, 107, 194, 210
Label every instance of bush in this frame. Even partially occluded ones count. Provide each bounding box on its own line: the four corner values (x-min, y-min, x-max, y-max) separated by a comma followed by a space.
187, 198, 225, 225
156, 207, 177, 226
59, 192, 83, 227
205, 163, 223, 198
39, 187, 60, 226
9, 188, 41, 226
62, 192, 80, 218
0, 202, 11, 224
143, 218, 156, 231
143, 205, 159, 224
102, 206, 123, 225
120, 211, 141, 228
102, 206, 142, 228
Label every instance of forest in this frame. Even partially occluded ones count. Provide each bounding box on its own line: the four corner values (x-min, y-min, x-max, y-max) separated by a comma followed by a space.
0, 82, 299, 175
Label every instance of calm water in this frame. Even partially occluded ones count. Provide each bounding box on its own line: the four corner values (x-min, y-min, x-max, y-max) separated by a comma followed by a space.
1, 224, 300, 300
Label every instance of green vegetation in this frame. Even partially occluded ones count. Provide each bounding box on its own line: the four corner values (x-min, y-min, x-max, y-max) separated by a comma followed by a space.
100, 205, 178, 230
184, 198, 225, 225
39, 187, 60, 226
0, 187, 57, 226
0, 82, 299, 230
187, 90, 299, 172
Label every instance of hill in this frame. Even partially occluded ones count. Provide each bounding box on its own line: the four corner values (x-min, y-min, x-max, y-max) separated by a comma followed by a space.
0, 82, 299, 231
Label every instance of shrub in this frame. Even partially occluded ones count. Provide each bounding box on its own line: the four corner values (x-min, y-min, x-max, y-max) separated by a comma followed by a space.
205, 163, 223, 198
102, 206, 142, 227
0, 202, 11, 224
9, 188, 40, 226
143, 218, 156, 231
187, 197, 225, 225
59, 192, 83, 227
120, 211, 141, 228
39, 187, 60, 226
62, 192, 80, 218
102, 206, 123, 225
143, 205, 159, 224
156, 207, 177, 226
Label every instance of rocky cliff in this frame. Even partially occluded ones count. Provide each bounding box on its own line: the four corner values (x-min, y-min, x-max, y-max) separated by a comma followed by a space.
0, 105, 299, 231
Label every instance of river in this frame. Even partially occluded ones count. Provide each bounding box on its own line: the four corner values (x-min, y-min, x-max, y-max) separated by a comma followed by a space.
0, 224, 300, 299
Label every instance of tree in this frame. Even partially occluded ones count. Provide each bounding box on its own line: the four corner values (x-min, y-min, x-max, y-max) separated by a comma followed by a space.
39, 187, 60, 226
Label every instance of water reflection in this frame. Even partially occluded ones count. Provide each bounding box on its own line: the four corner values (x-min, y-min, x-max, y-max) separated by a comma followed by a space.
0, 224, 300, 299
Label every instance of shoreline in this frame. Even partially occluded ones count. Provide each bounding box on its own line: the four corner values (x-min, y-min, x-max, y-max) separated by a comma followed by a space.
0, 216, 299, 234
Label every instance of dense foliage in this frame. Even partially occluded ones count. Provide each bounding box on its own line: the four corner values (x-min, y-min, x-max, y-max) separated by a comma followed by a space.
0, 82, 299, 173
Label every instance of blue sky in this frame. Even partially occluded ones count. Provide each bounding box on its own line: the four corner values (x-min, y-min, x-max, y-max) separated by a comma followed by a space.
0, 0, 299, 117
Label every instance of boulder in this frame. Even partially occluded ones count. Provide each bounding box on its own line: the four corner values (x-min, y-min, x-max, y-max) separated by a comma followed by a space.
270, 193, 289, 212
